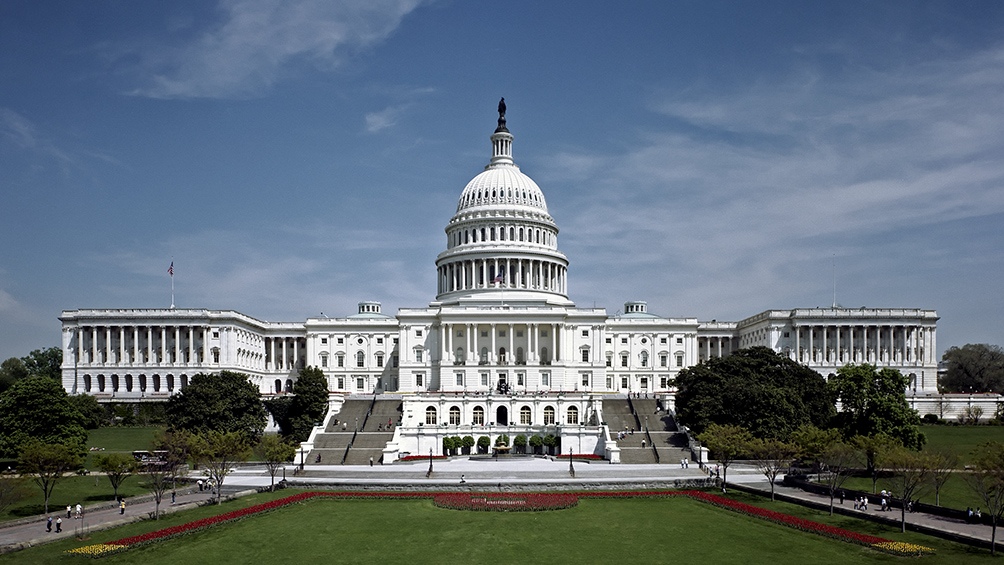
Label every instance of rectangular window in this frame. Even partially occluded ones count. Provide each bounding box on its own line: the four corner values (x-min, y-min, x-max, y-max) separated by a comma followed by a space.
392, 355, 399, 368
416, 350, 423, 363
517, 330, 523, 337
541, 372, 550, 386
213, 331, 220, 339
356, 377, 365, 391
660, 337, 668, 344
517, 372, 525, 386
481, 372, 489, 386
581, 373, 590, 387
581, 330, 589, 337
621, 354, 628, 368
481, 331, 488, 337
416, 330, 423, 337
660, 376, 668, 389
606, 376, 613, 389
606, 356, 612, 367
676, 337, 683, 345
676, 354, 684, 367
621, 337, 628, 344
783, 332, 790, 338
321, 337, 328, 345
581, 349, 590, 362
377, 337, 384, 344
660, 354, 668, 367
376, 355, 384, 368
415, 373, 424, 387
456, 372, 464, 386
337, 337, 344, 344
321, 356, 328, 368
499, 330, 506, 337
605, 337, 612, 344
621, 377, 628, 389
357, 355, 365, 368
337, 355, 344, 368
337, 377, 344, 389
457, 330, 464, 337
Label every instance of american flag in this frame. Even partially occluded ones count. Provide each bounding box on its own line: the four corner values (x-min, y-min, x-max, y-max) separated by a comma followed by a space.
493, 270, 504, 283
168, 261, 174, 276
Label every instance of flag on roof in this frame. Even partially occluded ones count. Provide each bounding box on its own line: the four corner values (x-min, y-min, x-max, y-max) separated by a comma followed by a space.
168, 262, 174, 276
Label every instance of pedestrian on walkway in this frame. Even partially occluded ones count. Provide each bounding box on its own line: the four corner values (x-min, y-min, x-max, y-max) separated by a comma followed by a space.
66, 504, 71, 519
119, 499, 126, 515
198, 479, 203, 491
46, 516, 52, 533
369, 456, 374, 466
171, 491, 176, 504
75, 503, 82, 519
56, 517, 62, 533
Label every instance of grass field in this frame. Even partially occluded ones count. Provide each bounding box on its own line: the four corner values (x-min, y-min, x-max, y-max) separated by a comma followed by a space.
0, 490, 995, 564
920, 425, 1003, 466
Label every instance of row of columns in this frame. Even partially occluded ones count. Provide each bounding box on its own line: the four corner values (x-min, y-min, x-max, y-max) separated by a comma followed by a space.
74, 325, 210, 366
438, 258, 567, 295
698, 336, 734, 360
441, 322, 560, 365
794, 324, 933, 365
266, 337, 306, 372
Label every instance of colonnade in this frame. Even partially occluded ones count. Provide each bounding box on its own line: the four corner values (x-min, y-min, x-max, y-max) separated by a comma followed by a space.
697, 336, 734, 361
265, 336, 306, 372
72, 325, 211, 366
440, 322, 560, 366
438, 257, 567, 295
793, 324, 934, 366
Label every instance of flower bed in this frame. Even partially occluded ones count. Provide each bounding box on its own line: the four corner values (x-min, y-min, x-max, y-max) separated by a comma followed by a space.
398, 455, 449, 462
554, 453, 604, 460
66, 489, 934, 558
433, 493, 578, 512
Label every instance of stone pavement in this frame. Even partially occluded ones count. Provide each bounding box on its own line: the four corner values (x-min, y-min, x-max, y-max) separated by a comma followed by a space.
0, 486, 229, 553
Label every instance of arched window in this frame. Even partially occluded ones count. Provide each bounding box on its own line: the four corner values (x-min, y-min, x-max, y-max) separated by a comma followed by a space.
473, 406, 485, 425
640, 351, 649, 368
455, 347, 465, 364
543, 405, 555, 425
540, 347, 550, 365
167, 374, 175, 391
286, 379, 293, 392
498, 347, 507, 364
153, 374, 161, 392
111, 374, 119, 392
480, 347, 489, 365
97, 375, 105, 392
275, 379, 282, 394
84, 375, 92, 392
449, 406, 461, 425
425, 406, 437, 425
125, 374, 133, 392
516, 347, 525, 365
520, 406, 532, 425
509, 227, 514, 240
566, 406, 579, 425
481, 228, 486, 241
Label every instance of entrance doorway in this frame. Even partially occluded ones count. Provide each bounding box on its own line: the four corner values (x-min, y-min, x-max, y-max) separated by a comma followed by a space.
496, 406, 508, 426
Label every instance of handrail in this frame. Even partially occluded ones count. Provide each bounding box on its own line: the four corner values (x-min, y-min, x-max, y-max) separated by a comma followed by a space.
644, 426, 660, 463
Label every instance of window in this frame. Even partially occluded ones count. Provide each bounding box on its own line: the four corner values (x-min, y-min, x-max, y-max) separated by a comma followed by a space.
566, 406, 579, 425
356, 377, 365, 391
621, 354, 628, 368
415, 373, 424, 387
660, 337, 668, 344
606, 376, 613, 388
621, 377, 628, 389
356, 351, 365, 367
455, 372, 464, 386
605, 337, 612, 344
415, 349, 424, 363
581, 349, 590, 362
321, 337, 328, 345
517, 372, 524, 386
640, 351, 649, 368
481, 331, 488, 337
337, 337, 344, 344
480, 372, 489, 386
416, 330, 423, 337
581, 329, 589, 337
449, 406, 461, 425
676, 354, 684, 367
606, 354, 612, 367
621, 338, 628, 344
377, 337, 384, 344
337, 377, 344, 389
392, 355, 398, 368
473, 406, 485, 425
660, 354, 668, 367
660, 376, 668, 389
520, 406, 532, 425
337, 354, 344, 367
213, 331, 220, 339
543, 406, 555, 425
425, 406, 437, 425
783, 332, 790, 338
376, 354, 384, 368
676, 337, 683, 344
541, 372, 550, 386
581, 373, 590, 387
320, 354, 328, 368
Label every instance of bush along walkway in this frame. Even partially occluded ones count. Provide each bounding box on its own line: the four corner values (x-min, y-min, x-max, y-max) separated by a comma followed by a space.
67, 490, 933, 558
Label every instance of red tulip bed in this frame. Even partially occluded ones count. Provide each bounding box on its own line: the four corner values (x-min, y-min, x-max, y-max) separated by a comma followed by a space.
433, 492, 579, 512
398, 454, 449, 462
554, 453, 604, 460
66, 490, 933, 558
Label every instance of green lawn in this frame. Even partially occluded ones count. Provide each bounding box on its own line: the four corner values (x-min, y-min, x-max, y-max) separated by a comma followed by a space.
0, 490, 995, 564
85, 426, 163, 454
920, 425, 1004, 466
1, 474, 151, 522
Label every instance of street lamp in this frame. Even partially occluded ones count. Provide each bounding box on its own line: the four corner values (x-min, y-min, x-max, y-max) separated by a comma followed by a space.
427, 448, 434, 478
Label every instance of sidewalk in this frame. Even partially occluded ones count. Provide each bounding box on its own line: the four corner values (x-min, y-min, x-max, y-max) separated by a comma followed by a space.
0, 487, 230, 554
737, 479, 1002, 552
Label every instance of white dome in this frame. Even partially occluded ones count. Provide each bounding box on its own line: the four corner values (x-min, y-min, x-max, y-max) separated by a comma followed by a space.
456, 165, 549, 214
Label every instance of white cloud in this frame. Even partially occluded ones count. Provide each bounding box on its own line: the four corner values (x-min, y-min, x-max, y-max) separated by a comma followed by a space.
125, 0, 426, 99
365, 104, 409, 133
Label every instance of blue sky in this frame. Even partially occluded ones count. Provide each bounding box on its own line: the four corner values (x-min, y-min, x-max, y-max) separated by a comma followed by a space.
1, 1, 1002, 361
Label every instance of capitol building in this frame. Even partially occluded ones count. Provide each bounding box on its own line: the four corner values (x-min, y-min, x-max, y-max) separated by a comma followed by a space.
59, 103, 940, 461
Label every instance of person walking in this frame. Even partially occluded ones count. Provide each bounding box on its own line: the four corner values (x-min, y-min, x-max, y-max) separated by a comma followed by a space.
75, 503, 82, 519
56, 517, 62, 533
46, 516, 52, 533
171, 490, 176, 504
119, 499, 126, 515
66, 504, 72, 519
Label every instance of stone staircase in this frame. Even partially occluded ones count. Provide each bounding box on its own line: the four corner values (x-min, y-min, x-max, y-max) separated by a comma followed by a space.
307, 397, 401, 465
602, 397, 691, 464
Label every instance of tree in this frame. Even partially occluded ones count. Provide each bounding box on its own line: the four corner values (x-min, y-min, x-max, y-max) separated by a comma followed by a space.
851, 433, 900, 493
477, 436, 490, 454
529, 435, 543, 455
68, 394, 105, 429
965, 441, 1004, 555
0, 476, 31, 516
146, 430, 191, 519
791, 425, 841, 479
443, 436, 457, 456
165, 371, 266, 443
256, 434, 296, 491
462, 435, 475, 455
0, 376, 87, 458
189, 430, 251, 505
21, 347, 62, 381
928, 448, 958, 506
675, 347, 834, 440
18, 441, 82, 514
94, 453, 139, 499
0, 357, 28, 393
941, 344, 1004, 394
288, 367, 329, 442
819, 440, 860, 515
699, 423, 753, 489
884, 447, 933, 533
829, 364, 925, 450
749, 437, 797, 501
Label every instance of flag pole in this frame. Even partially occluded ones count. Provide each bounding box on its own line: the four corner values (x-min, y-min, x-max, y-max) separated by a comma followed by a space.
169, 259, 175, 309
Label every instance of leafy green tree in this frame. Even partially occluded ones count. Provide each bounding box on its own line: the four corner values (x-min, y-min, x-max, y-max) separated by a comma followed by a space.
0, 476, 31, 516
69, 394, 105, 429
18, 441, 82, 514
477, 435, 490, 454
189, 430, 252, 505
0, 357, 28, 393
21, 347, 62, 381
941, 344, 1004, 394
675, 347, 834, 440
0, 376, 87, 458
256, 434, 296, 491
94, 452, 139, 499
699, 423, 753, 489
928, 448, 958, 506
852, 433, 900, 493
443, 436, 457, 455
462, 435, 475, 455
514, 434, 527, 454
965, 441, 1004, 555
791, 425, 841, 477
165, 371, 266, 443
264, 367, 329, 442
529, 434, 543, 455
146, 429, 191, 519
829, 364, 924, 450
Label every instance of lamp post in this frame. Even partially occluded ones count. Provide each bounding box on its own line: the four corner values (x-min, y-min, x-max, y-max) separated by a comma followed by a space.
427, 448, 434, 477
300, 447, 305, 471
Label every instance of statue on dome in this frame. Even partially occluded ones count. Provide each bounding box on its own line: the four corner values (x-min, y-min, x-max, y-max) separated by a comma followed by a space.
496, 97, 508, 132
